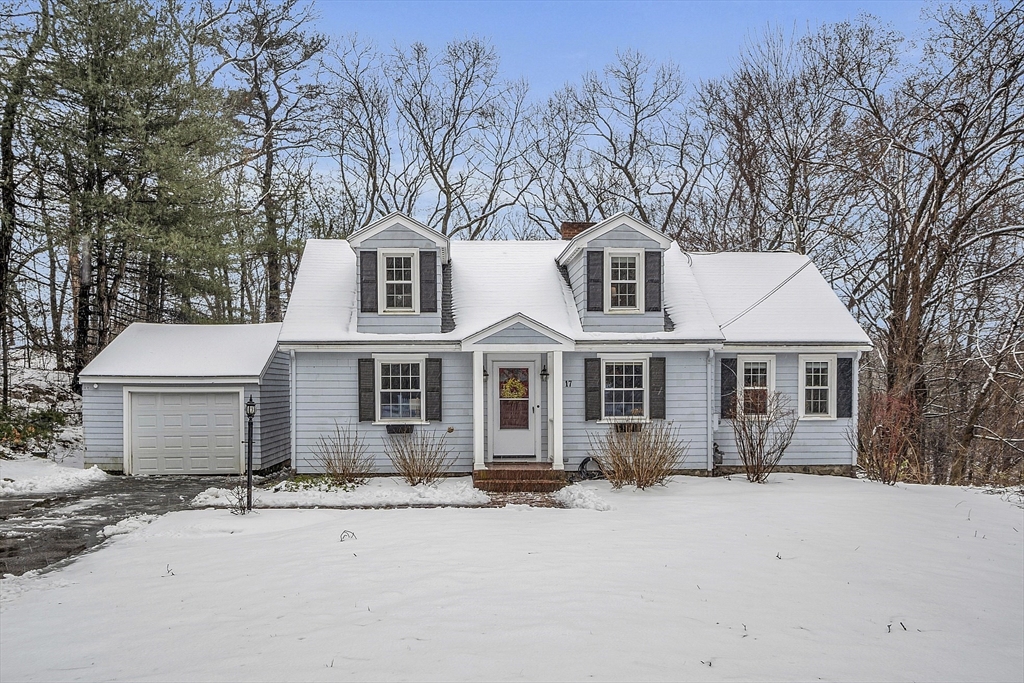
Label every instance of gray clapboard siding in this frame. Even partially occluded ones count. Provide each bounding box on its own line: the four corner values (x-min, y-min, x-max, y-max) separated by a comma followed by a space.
293, 352, 475, 474
258, 350, 291, 470
564, 225, 666, 334
561, 351, 709, 470
713, 352, 856, 466
476, 323, 562, 345
587, 224, 664, 251
359, 225, 440, 251
82, 381, 265, 472
356, 225, 443, 333
82, 383, 126, 471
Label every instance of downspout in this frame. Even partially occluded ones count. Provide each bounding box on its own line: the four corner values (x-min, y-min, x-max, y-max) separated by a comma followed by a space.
706, 348, 715, 473
290, 349, 296, 471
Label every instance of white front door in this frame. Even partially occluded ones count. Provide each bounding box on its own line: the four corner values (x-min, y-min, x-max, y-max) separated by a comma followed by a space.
491, 361, 538, 459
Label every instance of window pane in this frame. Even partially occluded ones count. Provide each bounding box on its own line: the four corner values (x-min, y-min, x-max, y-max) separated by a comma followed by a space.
805, 387, 829, 415
743, 362, 768, 388
384, 256, 414, 310
379, 362, 422, 420
603, 362, 645, 417
744, 387, 768, 415
609, 255, 638, 309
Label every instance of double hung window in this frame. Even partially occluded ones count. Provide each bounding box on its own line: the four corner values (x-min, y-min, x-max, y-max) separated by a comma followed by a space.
605, 250, 643, 312
736, 355, 775, 416
798, 355, 837, 419
378, 250, 419, 313
376, 357, 424, 422
602, 358, 647, 419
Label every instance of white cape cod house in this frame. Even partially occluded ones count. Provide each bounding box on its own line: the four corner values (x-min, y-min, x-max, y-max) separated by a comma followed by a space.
80, 213, 871, 476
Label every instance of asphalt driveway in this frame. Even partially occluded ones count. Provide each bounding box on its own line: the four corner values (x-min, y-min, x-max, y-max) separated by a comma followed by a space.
0, 475, 233, 576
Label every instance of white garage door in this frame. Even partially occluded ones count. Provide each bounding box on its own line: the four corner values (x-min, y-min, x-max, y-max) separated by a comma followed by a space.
130, 392, 240, 475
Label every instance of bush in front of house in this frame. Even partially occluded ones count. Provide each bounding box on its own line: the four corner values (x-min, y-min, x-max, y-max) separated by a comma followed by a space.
730, 391, 798, 483
589, 420, 688, 489
385, 431, 453, 486
311, 422, 375, 487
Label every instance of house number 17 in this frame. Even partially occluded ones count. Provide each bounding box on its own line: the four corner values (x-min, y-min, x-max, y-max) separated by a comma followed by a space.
564, 380, 572, 388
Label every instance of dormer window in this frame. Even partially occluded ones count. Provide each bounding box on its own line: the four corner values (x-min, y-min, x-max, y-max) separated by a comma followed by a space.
379, 249, 419, 314
605, 249, 644, 313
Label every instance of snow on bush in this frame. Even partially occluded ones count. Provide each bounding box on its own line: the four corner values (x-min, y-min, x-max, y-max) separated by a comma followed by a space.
553, 483, 611, 510
191, 476, 489, 508
98, 514, 158, 539
0, 458, 107, 496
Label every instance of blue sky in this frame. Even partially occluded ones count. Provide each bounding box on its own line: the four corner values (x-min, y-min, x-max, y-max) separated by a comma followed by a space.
314, 0, 928, 96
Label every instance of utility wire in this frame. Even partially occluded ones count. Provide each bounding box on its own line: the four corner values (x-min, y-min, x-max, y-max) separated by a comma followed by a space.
719, 259, 813, 330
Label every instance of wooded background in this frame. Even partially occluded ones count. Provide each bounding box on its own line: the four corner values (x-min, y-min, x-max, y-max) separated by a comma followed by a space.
2, 0, 1021, 484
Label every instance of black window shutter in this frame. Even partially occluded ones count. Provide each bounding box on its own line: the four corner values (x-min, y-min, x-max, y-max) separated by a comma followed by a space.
837, 358, 853, 418
358, 358, 375, 422
420, 251, 437, 313
425, 358, 442, 421
649, 356, 666, 419
721, 358, 737, 419
584, 357, 602, 420
645, 250, 662, 312
360, 250, 377, 313
586, 251, 603, 312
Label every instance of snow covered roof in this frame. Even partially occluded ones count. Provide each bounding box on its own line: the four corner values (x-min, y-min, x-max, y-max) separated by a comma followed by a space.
279, 238, 870, 347
688, 252, 872, 345
80, 323, 283, 380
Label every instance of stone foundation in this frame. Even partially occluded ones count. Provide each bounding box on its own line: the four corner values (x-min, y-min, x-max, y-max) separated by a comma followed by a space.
712, 464, 856, 478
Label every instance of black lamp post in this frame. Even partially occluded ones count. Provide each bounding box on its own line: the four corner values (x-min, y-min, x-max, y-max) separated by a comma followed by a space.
245, 395, 256, 511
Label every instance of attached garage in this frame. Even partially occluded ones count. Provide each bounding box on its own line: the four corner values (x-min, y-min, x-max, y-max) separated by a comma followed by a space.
80, 323, 289, 475
129, 391, 241, 474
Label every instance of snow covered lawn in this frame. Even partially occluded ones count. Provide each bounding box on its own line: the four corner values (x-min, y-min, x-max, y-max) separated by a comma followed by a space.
191, 475, 490, 508
0, 454, 105, 496
1, 475, 1021, 682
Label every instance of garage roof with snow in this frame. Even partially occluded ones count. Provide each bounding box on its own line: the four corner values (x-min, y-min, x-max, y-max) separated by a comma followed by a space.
80, 323, 283, 382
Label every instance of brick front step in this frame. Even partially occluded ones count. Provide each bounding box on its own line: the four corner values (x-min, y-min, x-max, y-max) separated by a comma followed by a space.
473, 468, 566, 482
473, 479, 567, 493
472, 463, 568, 492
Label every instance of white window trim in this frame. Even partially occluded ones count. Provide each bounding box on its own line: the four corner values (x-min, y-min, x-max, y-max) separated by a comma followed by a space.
598, 354, 650, 423
798, 354, 837, 420
604, 249, 645, 314
735, 354, 776, 416
377, 248, 420, 315
373, 354, 428, 424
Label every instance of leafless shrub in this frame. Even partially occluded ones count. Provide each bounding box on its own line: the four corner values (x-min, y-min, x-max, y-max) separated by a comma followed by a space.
225, 475, 257, 515
851, 392, 917, 485
384, 431, 453, 486
731, 391, 798, 483
312, 422, 374, 486
589, 420, 688, 489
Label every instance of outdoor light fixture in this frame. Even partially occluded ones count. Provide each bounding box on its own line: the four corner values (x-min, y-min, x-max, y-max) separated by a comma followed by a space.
540, 364, 549, 381
245, 395, 256, 511
482, 368, 489, 379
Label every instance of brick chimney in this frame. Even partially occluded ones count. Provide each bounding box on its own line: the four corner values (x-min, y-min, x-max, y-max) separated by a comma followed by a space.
560, 221, 596, 240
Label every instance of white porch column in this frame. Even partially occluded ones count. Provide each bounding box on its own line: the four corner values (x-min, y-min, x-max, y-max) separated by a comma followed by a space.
706, 349, 715, 472
473, 350, 485, 470
552, 350, 564, 470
